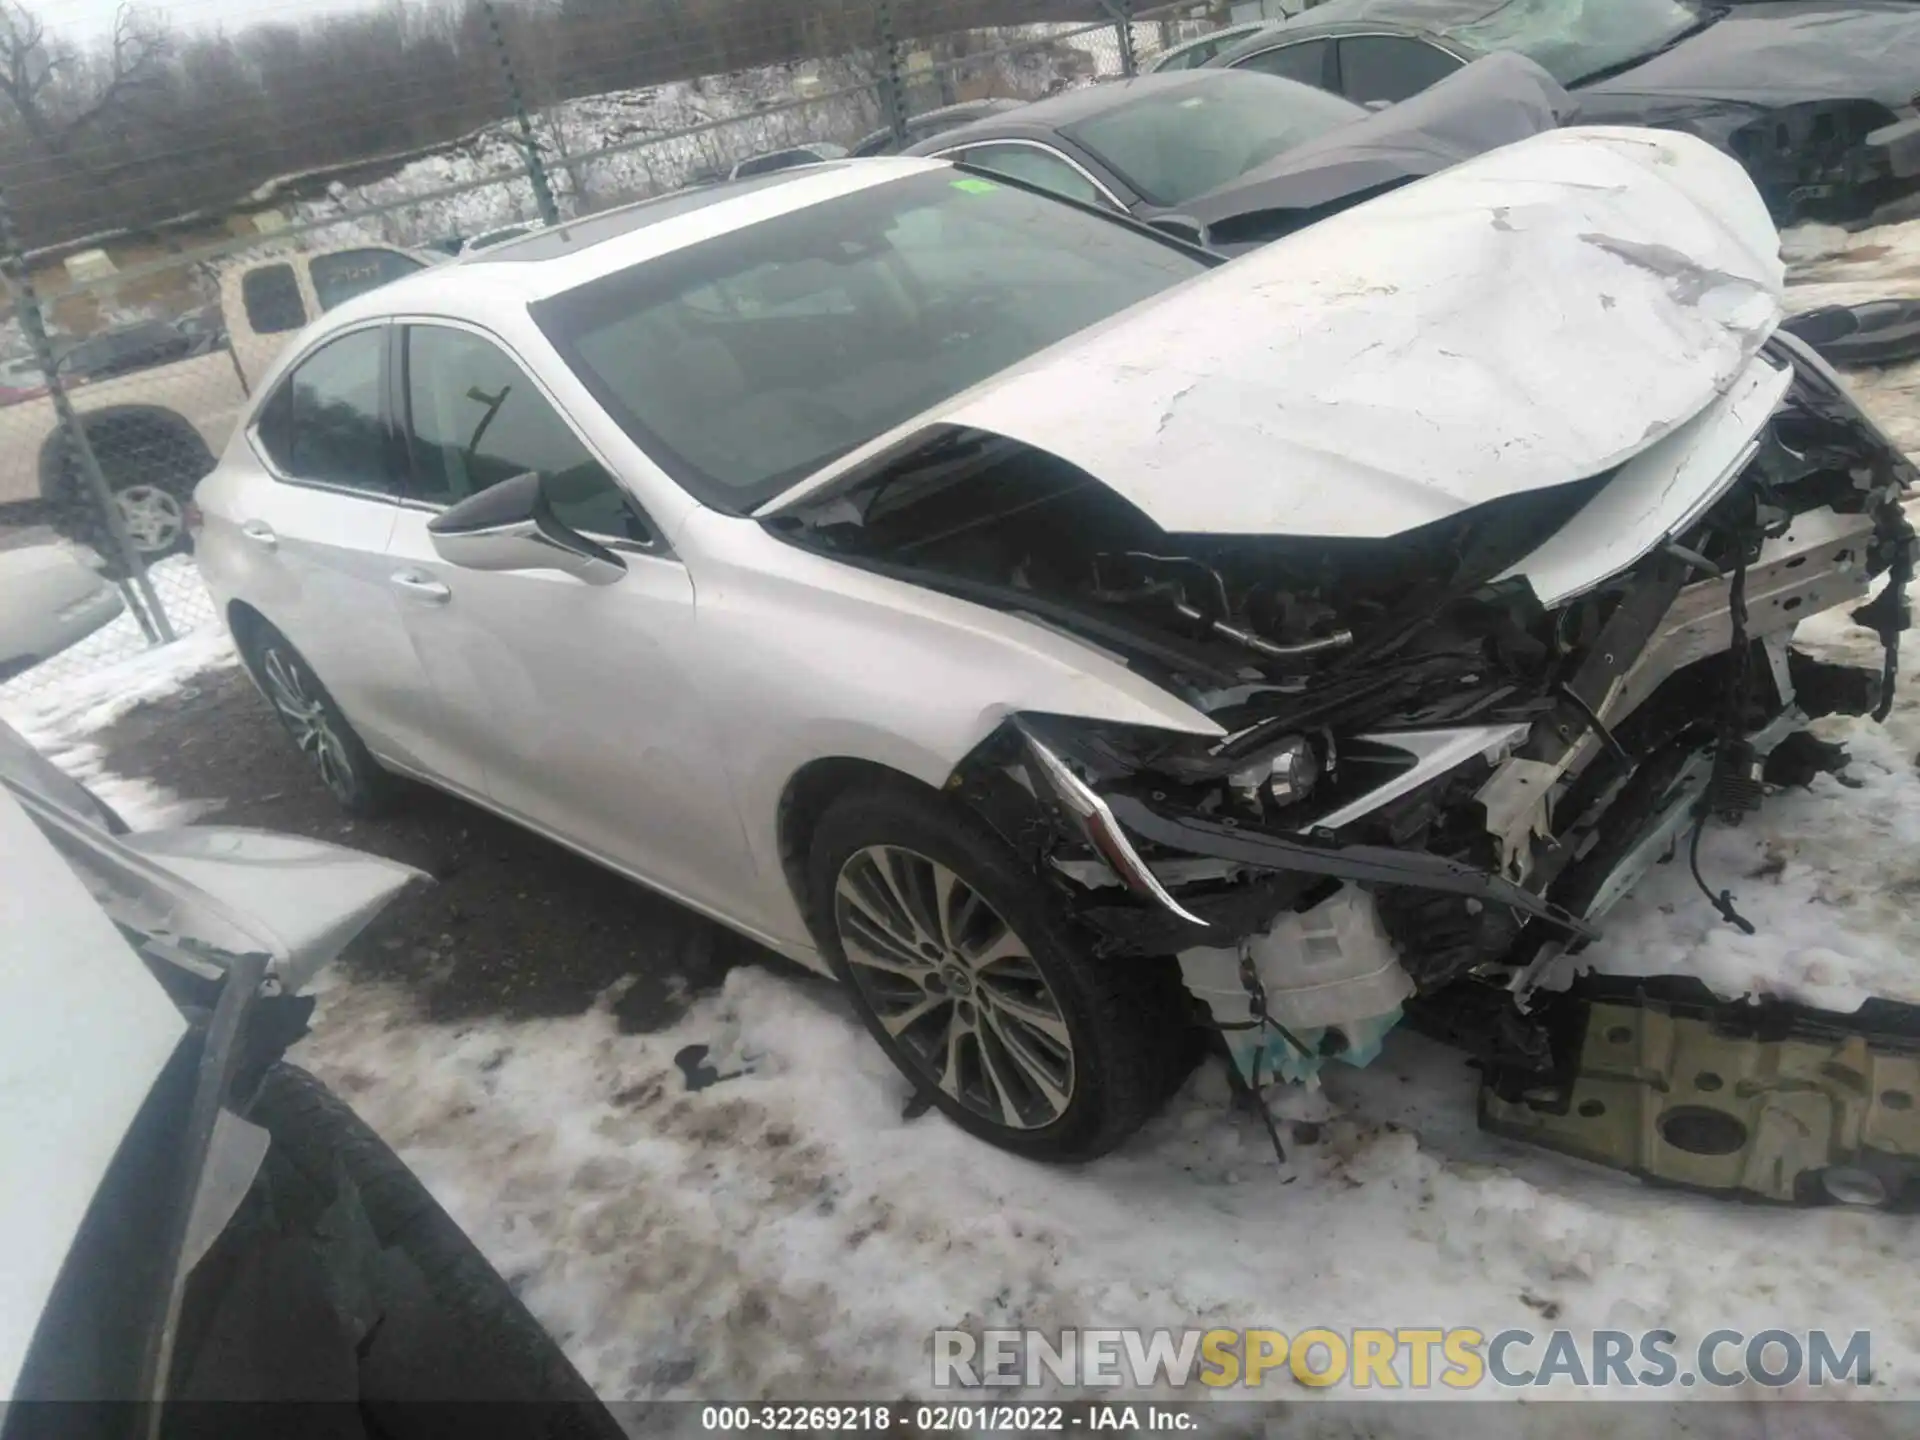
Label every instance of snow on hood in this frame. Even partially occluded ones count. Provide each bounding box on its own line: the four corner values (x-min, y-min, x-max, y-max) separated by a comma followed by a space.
926, 126, 1784, 539
1183, 51, 1577, 233
1583, 1, 1920, 110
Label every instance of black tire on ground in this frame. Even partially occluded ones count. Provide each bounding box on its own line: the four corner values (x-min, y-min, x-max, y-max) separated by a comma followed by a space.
236, 614, 400, 817
806, 780, 1194, 1162
44, 412, 215, 577
244, 1063, 623, 1434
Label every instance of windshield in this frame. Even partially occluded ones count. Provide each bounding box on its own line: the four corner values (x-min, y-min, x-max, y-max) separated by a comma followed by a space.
1065, 71, 1366, 206
1447, 0, 1706, 85
533, 169, 1207, 512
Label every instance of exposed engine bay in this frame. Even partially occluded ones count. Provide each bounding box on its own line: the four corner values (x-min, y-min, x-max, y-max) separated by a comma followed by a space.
775, 328, 1920, 1206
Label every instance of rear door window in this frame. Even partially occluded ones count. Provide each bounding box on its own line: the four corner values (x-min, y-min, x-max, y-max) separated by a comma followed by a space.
310, 249, 427, 313
257, 328, 400, 497
241, 264, 307, 336
1233, 39, 1335, 89
1335, 36, 1464, 104
954, 144, 1109, 208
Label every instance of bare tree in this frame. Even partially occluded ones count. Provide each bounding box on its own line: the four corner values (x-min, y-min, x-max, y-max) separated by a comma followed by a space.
0, 2, 169, 178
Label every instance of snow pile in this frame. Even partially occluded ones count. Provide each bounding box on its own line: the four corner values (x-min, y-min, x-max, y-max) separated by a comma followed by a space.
0, 614, 232, 829
290, 929, 1920, 1409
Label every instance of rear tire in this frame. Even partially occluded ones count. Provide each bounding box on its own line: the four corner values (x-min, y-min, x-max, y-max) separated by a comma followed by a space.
806, 781, 1191, 1161
45, 413, 214, 578
239, 617, 399, 817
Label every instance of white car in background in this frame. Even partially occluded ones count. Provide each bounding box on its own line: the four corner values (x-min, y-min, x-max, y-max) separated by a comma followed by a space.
192, 146, 1913, 1184
0, 538, 123, 683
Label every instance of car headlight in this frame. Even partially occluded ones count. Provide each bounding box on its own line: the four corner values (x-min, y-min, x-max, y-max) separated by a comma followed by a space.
1228, 734, 1320, 811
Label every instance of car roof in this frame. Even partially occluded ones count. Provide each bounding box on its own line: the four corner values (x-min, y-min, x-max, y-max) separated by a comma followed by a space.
1220, 0, 1500, 50
902, 69, 1296, 153
852, 98, 1029, 156
316, 157, 951, 327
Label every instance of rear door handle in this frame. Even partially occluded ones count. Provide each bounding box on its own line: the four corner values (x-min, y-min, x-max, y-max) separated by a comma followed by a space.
240, 520, 277, 550
390, 569, 451, 605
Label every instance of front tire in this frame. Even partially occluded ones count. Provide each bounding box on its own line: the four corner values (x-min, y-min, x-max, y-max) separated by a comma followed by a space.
240, 619, 398, 817
807, 782, 1190, 1161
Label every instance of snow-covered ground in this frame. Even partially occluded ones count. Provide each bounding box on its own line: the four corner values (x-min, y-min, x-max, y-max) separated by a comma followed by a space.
8, 220, 1920, 1421
0, 554, 215, 712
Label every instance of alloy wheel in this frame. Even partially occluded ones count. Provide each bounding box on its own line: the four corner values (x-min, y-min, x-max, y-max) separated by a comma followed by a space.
834, 844, 1075, 1130
114, 484, 185, 555
260, 646, 356, 803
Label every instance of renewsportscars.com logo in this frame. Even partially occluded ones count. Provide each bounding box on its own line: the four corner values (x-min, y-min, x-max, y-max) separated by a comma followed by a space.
931, 1327, 1874, 1392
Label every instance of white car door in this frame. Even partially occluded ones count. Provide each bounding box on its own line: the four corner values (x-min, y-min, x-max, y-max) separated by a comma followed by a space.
209, 323, 453, 778
380, 321, 759, 919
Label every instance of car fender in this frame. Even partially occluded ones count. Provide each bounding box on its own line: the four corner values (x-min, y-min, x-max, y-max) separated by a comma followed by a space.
678, 509, 1221, 948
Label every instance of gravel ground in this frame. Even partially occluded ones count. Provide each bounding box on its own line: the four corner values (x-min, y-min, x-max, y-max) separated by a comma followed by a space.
92, 663, 796, 1032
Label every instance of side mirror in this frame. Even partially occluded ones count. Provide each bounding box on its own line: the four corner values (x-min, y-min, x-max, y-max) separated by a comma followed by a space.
1148, 214, 1209, 248
427, 472, 626, 586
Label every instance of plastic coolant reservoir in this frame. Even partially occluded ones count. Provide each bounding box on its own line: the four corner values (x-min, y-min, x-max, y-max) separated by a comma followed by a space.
1178, 886, 1413, 1085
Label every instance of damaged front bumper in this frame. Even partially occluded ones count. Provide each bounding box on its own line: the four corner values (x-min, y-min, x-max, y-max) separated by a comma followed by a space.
954, 336, 1920, 1199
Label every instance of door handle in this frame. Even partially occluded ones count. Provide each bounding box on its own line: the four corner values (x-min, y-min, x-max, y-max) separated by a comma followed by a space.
240, 520, 277, 550
390, 569, 451, 604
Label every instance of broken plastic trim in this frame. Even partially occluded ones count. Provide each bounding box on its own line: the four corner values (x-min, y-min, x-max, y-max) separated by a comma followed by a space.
1103, 793, 1600, 944
1014, 721, 1208, 929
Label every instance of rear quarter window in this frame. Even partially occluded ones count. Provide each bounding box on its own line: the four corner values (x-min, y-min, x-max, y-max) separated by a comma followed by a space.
241, 264, 307, 336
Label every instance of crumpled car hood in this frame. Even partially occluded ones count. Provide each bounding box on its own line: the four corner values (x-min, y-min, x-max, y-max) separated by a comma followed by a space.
903, 126, 1783, 540
1183, 51, 1577, 234
1583, 2, 1920, 109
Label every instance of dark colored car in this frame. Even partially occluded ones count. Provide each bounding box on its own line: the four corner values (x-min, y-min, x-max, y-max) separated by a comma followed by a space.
728, 142, 850, 179
902, 58, 1572, 251
1210, 0, 1920, 221
54, 321, 195, 385
851, 98, 1031, 157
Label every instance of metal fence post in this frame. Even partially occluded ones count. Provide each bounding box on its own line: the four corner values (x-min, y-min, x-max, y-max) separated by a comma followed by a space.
0, 182, 174, 645
483, 0, 562, 226
877, 0, 910, 146
1107, 0, 1138, 76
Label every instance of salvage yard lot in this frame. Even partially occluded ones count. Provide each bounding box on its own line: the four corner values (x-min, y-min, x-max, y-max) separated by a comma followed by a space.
11, 222, 1920, 1418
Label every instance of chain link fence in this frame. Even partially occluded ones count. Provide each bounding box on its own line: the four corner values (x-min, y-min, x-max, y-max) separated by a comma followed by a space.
0, 0, 1264, 702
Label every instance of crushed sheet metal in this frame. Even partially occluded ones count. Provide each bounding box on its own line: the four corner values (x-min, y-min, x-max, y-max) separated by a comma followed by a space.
1579, 1, 1920, 110
1499, 352, 1794, 606
1181, 51, 1574, 231
898, 127, 1782, 540
121, 827, 426, 993
1482, 996, 1920, 1206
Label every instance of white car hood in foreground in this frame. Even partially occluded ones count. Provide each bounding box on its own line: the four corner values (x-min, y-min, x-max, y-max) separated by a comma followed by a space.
0, 792, 186, 1401
928, 126, 1784, 539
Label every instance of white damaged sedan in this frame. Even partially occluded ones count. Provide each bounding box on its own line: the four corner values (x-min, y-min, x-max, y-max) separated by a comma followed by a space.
194, 137, 1917, 1190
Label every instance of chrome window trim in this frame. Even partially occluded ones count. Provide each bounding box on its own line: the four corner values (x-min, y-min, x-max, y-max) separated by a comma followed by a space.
1231, 30, 1474, 71
926, 137, 1128, 211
